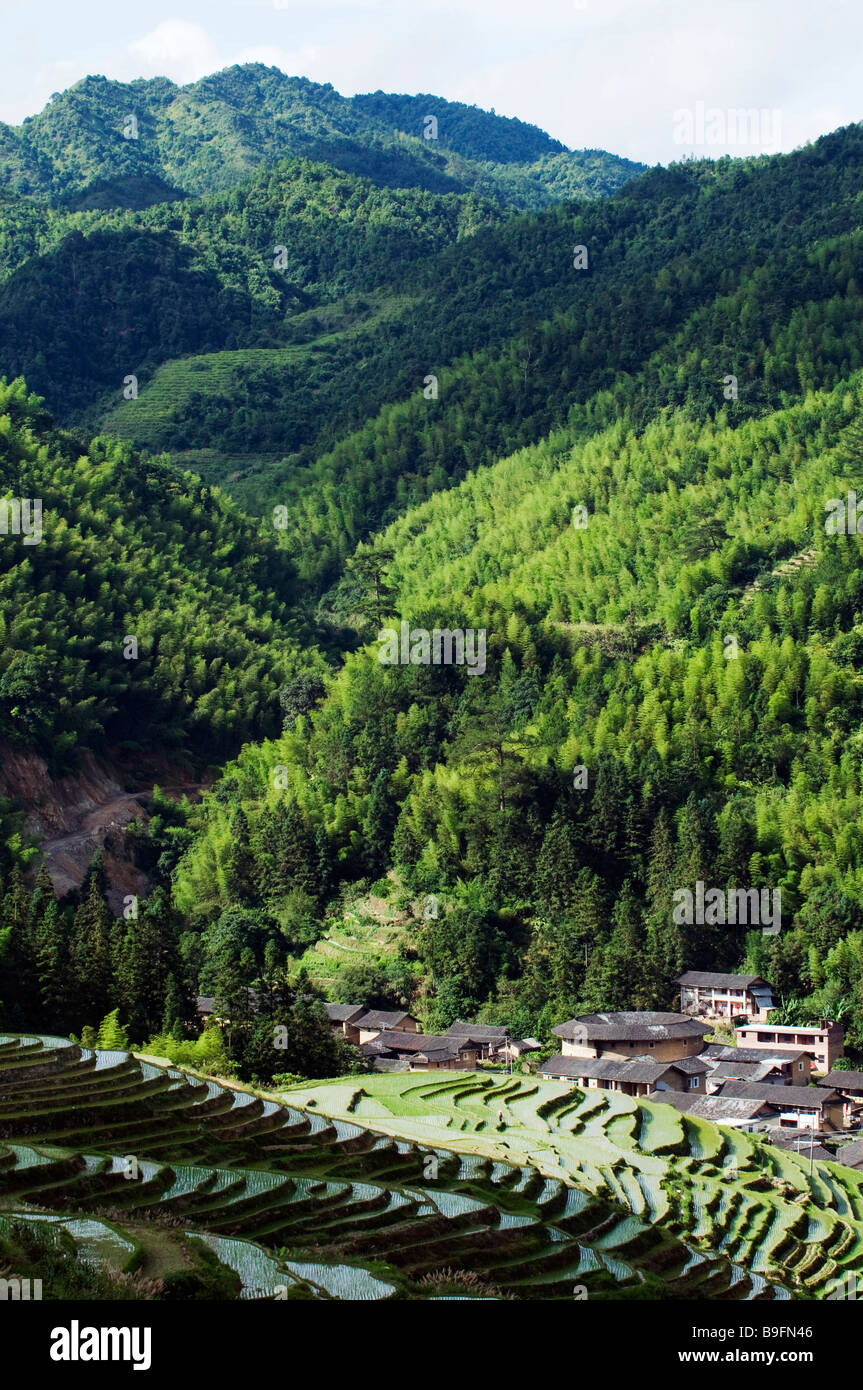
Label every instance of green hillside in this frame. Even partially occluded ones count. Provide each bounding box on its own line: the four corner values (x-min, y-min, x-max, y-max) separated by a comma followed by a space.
3, 61, 863, 1322
2, 1031, 848, 1301
0, 159, 501, 420
0, 65, 642, 207
0, 378, 317, 765
169, 365, 863, 1047
3, 120, 863, 1061
25, 123, 863, 575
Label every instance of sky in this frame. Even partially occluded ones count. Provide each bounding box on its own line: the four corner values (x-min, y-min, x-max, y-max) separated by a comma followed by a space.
0, 0, 860, 164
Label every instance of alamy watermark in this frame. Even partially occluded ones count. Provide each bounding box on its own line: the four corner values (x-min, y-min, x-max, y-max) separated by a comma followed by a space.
673, 102, 782, 152
673, 881, 781, 934
0, 1275, 41, 1300
825, 491, 863, 534
378, 621, 486, 676
0, 498, 42, 544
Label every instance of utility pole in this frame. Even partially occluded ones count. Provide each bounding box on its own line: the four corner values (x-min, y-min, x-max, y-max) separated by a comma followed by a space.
810, 1125, 815, 1176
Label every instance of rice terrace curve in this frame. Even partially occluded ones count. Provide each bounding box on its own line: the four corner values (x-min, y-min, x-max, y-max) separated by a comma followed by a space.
2, 1034, 862, 1300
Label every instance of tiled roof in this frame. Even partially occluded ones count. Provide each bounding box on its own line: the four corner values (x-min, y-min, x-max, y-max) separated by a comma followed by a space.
553, 1012, 710, 1042
817, 1070, 863, 1093
669, 1055, 710, 1074
717, 1081, 838, 1108
445, 1020, 510, 1042
355, 1010, 416, 1030
324, 1003, 364, 1023
677, 971, 766, 989
538, 1054, 703, 1084
835, 1137, 863, 1168
368, 1030, 476, 1057
646, 1092, 770, 1121
704, 1045, 806, 1064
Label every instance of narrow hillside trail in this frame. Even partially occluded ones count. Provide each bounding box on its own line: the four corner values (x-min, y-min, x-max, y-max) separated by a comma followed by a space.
39, 782, 206, 857
38, 781, 209, 905
741, 547, 818, 600
40, 790, 150, 859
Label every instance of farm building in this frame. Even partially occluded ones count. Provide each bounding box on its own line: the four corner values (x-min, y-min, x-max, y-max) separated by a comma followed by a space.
703, 1045, 811, 1084
734, 1021, 844, 1074
816, 1071, 863, 1127
646, 1090, 773, 1129
714, 1081, 845, 1131
350, 1010, 422, 1044
539, 1054, 709, 1098
360, 1029, 479, 1071
324, 1004, 365, 1035
702, 1050, 811, 1093
552, 1011, 710, 1063
444, 1021, 540, 1063
834, 1136, 863, 1169
676, 971, 774, 1021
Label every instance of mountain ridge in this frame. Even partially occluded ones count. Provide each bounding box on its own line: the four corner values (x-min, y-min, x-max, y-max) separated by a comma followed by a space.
1, 64, 645, 208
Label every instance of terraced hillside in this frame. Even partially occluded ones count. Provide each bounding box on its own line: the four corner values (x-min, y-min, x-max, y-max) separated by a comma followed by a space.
0, 1035, 803, 1301
281, 1073, 863, 1300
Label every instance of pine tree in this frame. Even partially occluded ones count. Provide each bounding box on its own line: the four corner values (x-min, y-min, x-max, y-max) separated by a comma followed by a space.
35, 897, 72, 1031
115, 889, 185, 1043
224, 809, 258, 905
586, 879, 654, 1010
70, 875, 115, 1027
1, 866, 39, 1026
645, 807, 686, 989
363, 769, 397, 878
535, 806, 583, 916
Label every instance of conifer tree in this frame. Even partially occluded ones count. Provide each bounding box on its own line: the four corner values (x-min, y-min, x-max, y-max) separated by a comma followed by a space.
70, 873, 115, 1028
36, 897, 72, 1031
96, 1008, 129, 1050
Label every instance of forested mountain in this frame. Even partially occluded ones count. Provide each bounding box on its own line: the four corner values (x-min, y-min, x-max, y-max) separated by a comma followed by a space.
169, 370, 863, 1051
0, 64, 638, 457
0, 378, 318, 767
0, 158, 504, 418
6, 119, 863, 549
2, 67, 863, 1079
0, 65, 642, 207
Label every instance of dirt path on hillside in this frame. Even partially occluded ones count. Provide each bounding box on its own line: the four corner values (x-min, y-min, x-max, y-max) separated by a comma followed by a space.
39, 782, 208, 904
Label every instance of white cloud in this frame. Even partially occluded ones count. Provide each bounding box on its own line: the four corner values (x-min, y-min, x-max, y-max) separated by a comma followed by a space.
231, 43, 322, 75
126, 20, 221, 85
0, 0, 860, 162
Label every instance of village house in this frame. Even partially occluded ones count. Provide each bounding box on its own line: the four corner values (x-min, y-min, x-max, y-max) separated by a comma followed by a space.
676, 971, 774, 1021
734, 1020, 844, 1075
324, 1003, 365, 1036
714, 1080, 845, 1131
504, 1037, 543, 1061
444, 1021, 508, 1061
539, 1054, 709, 1098
360, 1029, 478, 1071
408, 1040, 479, 1071
195, 988, 263, 1021
647, 1090, 773, 1130
816, 1071, 863, 1128
702, 1045, 811, 1093
444, 1021, 541, 1064
767, 1131, 837, 1163
834, 1135, 863, 1170
552, 1011, 710, 1064
350, 1010, 422, 1045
